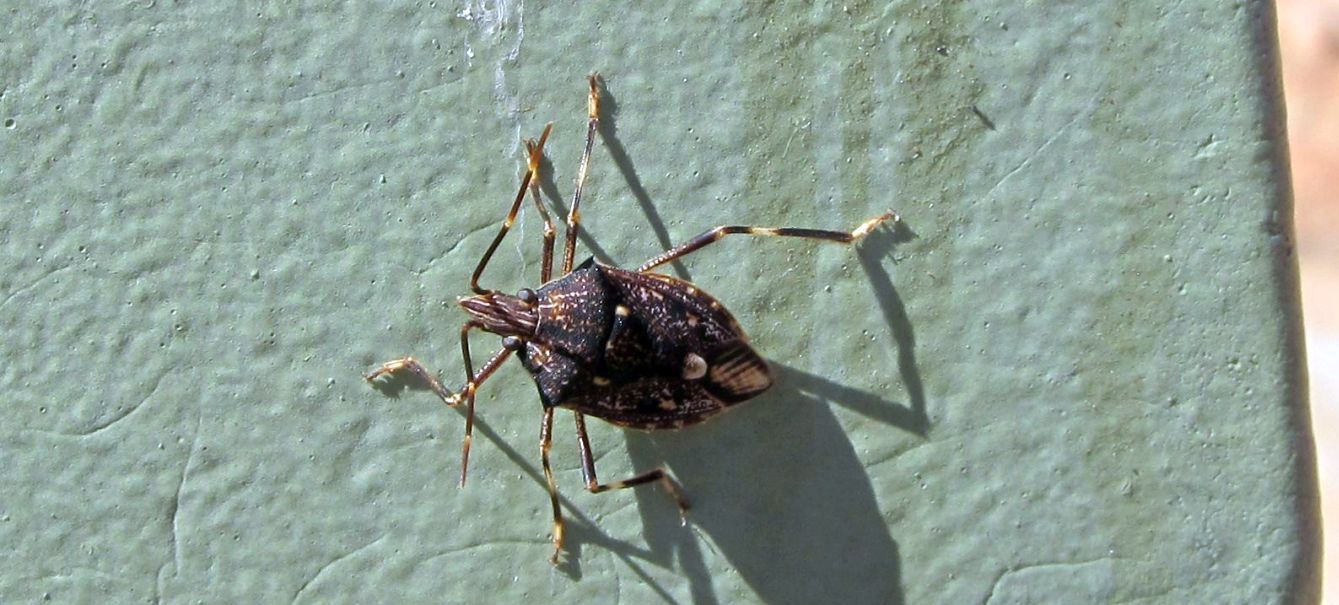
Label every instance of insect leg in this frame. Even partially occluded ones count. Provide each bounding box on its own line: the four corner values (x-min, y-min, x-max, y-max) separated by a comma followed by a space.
455, 322, 519, 487
574, 413, 690, 514
364, 348, 510, 408
561, 74, 601, 275
559, 74, 603, 474
470, 123, 554, 294
365, 335, 511, 488
524, 136, 556, 283
635, 210, 899, 273
365, 357, 454, 404
541, 408, 565, 564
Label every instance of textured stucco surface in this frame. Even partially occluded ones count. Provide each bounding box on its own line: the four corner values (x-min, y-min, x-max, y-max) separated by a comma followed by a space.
0, 1, 1317, 604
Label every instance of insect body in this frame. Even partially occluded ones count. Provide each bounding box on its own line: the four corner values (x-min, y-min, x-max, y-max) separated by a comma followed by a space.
473, 258, 771, 430
367, 74, 896, 564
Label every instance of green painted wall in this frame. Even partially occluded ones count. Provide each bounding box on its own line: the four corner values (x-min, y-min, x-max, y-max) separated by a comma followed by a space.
0, 1, 1316, 603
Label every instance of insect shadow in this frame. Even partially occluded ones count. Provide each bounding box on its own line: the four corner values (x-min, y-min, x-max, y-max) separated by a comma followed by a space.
372, 74, 923, 597
530, 121, 922, 603
855, 219, 927, 435
585, 230, 921, 605
605, 360, 912, 605
368, 228, 921, 604
368, 374, 684, 596
624, 219, 920, 604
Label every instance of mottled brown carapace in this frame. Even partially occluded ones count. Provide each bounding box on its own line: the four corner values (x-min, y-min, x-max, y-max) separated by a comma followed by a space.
518, 259, 771, 429
367, 74, 896, 564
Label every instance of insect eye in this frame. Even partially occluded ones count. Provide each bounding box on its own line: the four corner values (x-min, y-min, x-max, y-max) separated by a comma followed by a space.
517, 288, 537, 304
502, 336, 524, 351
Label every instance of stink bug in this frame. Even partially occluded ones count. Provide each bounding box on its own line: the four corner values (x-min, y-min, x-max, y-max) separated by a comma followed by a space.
367, 74, 896, 564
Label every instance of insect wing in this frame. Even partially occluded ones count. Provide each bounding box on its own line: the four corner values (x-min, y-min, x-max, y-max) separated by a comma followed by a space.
564, 374, 732, 430
597, 266, 772, 403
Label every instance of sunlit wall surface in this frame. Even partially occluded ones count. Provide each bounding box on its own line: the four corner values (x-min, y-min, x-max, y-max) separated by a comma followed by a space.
1277, 0, 1339, 601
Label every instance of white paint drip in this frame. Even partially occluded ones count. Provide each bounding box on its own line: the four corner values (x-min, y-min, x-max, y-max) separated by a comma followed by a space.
456, 0, 531, 273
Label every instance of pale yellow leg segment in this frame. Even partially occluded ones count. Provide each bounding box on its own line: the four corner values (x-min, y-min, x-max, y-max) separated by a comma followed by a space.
574, 413, 690, 518
541, 408, 565, 564
523, 136, 557, 283
636, 210, 899, 273
365, 342, 513, 487
562, 74, 602, 275
365, 357, 460, 406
